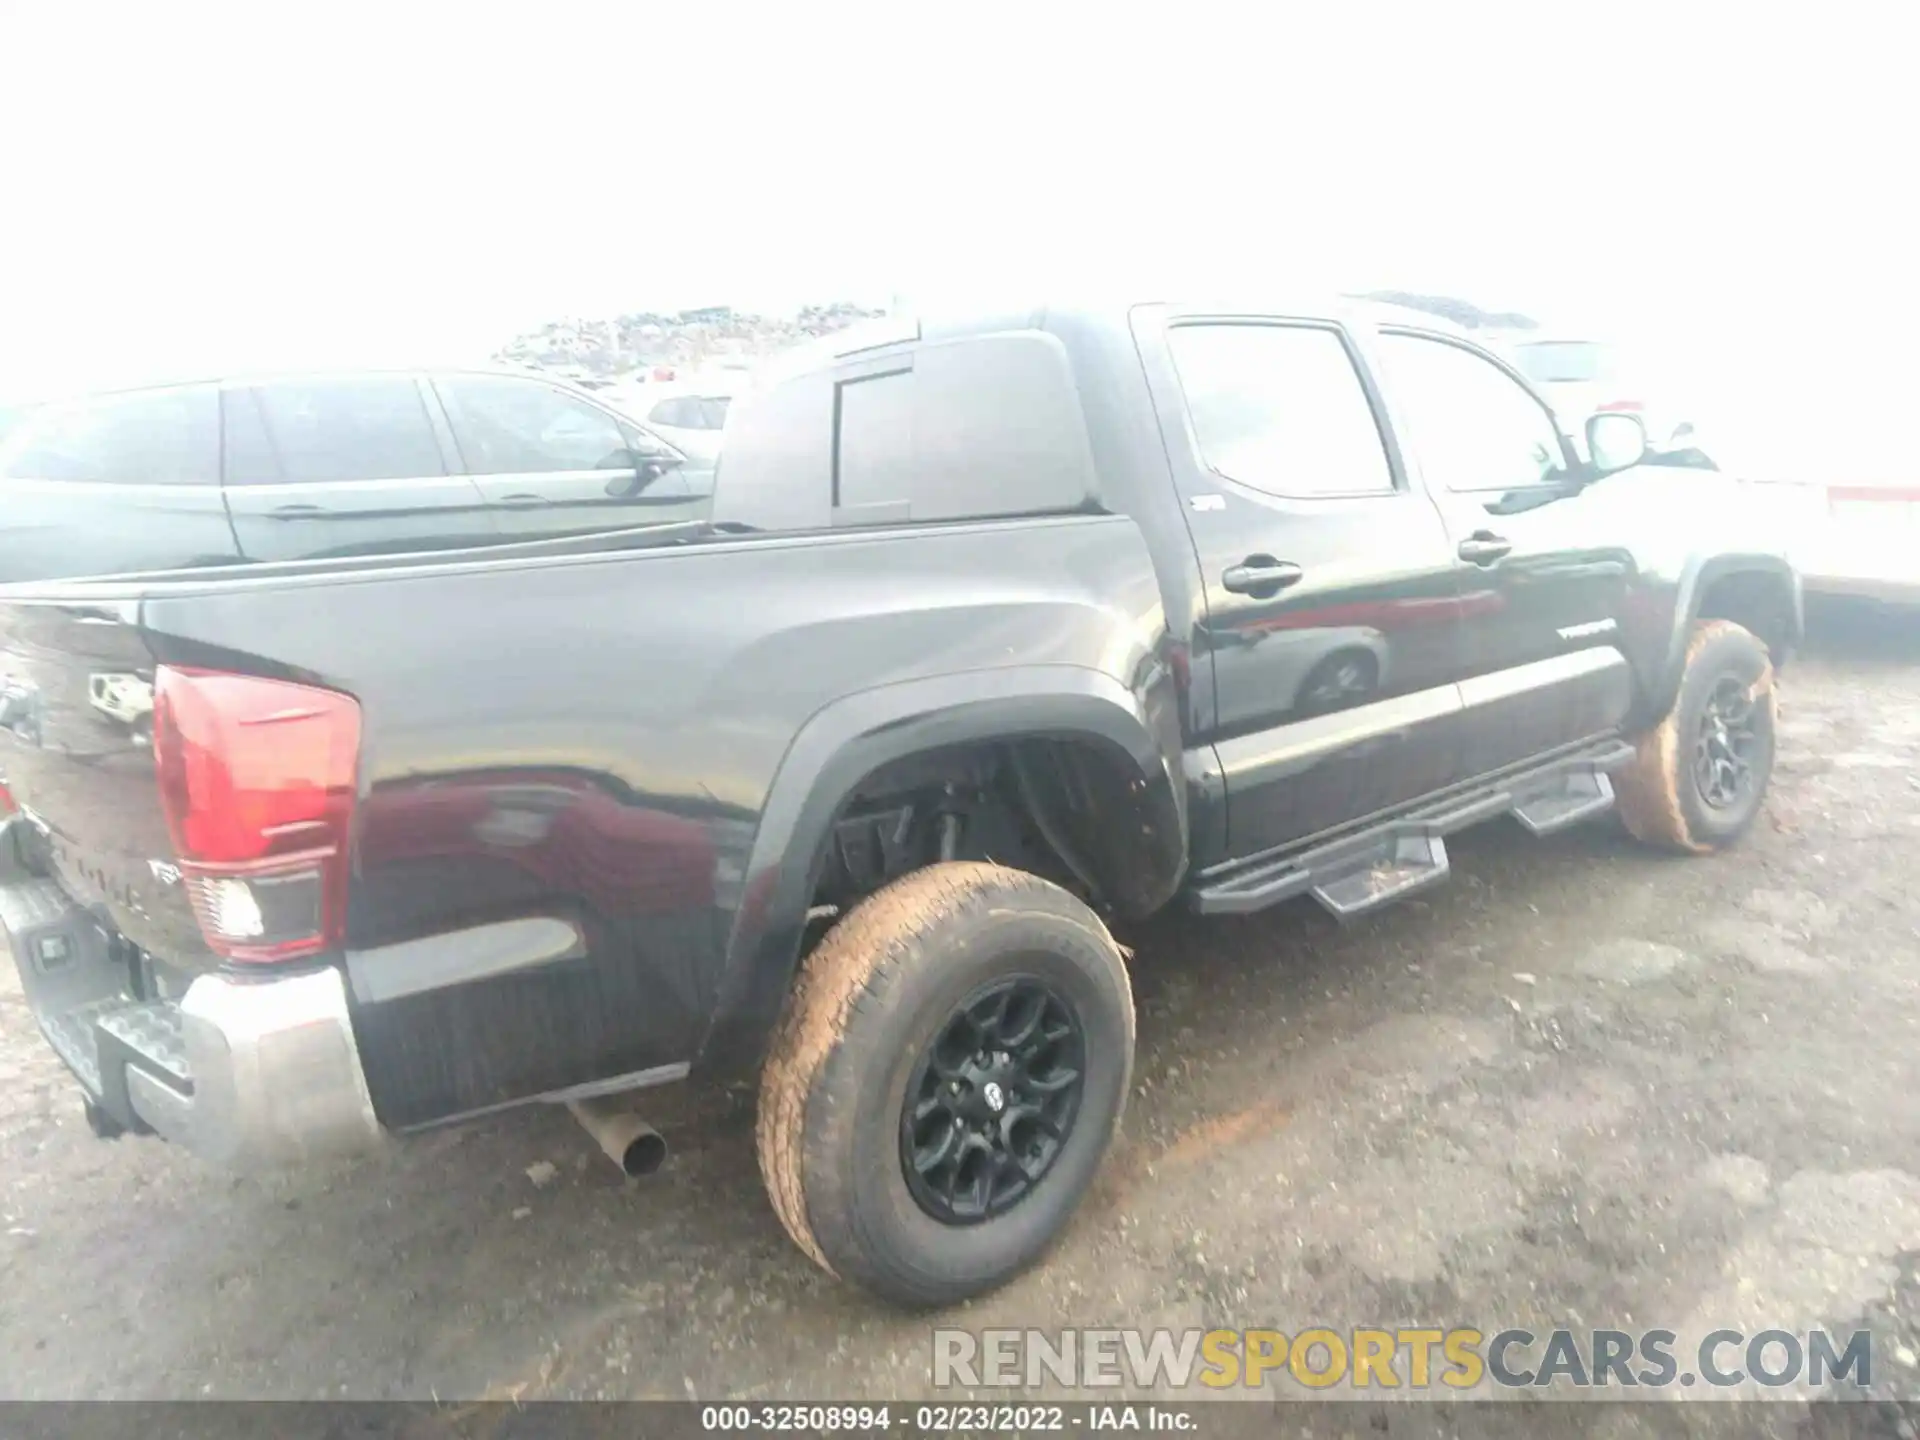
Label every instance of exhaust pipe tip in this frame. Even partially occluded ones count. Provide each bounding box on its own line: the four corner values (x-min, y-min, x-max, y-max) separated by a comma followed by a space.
567, 1096, 668, 1178
621, 1126, 668, 1177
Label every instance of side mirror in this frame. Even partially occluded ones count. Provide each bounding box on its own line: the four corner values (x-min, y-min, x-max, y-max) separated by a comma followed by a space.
603, 450, 682, 498
1586, 411, 1648, 475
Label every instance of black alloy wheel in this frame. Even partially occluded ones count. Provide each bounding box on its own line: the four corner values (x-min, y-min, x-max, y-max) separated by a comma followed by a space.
1695, 674, 1762, 810
756, 861, 1134, 1307
1616, 619, 1777, 853
900, 975, 1085, 1224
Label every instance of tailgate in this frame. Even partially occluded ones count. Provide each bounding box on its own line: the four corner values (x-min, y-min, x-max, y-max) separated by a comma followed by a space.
0, 596, 213, 974
1, 592, 380, 1158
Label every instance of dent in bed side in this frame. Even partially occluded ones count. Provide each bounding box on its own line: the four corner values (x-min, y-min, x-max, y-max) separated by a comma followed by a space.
695, 664, 1192, 1078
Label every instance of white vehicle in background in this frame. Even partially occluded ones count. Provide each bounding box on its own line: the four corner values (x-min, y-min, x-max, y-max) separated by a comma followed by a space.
1765, 478, 1920, 606
1705, 417, 1920, 608
1493, 332, 1703, 460
607, 371, 750, 465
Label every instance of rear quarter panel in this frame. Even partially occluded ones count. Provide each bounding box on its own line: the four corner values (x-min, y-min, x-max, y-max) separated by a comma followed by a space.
127, 515, 1174, 1125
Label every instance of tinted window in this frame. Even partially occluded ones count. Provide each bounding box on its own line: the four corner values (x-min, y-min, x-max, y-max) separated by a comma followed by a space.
235, 377, 445, 484
699, 397, 732, 429
1376, 333, 1568, 493
0, 387, 218, 484
1166, 324, 1395, 498
439, 375, 632, 474
715, 332, 1095, 532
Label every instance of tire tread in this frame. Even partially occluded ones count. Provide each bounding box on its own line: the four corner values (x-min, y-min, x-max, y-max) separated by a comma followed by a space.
755, 862, 1120, 1284
1616, 618, 1776, 853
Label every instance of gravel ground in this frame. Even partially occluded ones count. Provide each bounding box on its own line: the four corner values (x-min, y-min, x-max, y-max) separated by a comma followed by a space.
2, 600, 1918, 1434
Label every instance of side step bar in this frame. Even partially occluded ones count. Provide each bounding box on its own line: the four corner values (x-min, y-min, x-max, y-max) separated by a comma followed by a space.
1191, 738, 1637, 922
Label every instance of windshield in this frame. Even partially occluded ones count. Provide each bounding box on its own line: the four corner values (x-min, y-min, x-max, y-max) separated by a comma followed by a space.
1513, 340, 1611, 385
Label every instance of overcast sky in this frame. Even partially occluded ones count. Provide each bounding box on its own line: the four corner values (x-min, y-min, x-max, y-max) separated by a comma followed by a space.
1, 3, 1911, 472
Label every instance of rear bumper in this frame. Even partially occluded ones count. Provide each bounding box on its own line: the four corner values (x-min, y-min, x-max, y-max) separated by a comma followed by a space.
1, 866, 384, 1167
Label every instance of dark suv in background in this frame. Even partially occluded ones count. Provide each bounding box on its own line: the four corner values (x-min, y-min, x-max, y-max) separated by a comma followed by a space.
0, 368, 710, 583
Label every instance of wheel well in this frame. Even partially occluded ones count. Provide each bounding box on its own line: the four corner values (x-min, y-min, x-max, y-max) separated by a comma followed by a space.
1697, 570, 1796, 663
803, 736, 1164, 940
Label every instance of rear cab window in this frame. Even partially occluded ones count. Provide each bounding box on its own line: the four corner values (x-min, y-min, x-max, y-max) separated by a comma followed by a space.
830, 336, 1098, 525
715, 330, 1099, 532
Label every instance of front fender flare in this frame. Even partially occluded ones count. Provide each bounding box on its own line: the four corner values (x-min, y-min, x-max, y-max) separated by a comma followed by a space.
1636, 553, 1801, 727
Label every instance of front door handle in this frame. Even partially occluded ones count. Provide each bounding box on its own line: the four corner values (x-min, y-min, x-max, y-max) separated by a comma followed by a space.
270, 503, 326, 518
500, 493, 552, 507
1222, 557, 1304, 596
1457, 533, 1513, 565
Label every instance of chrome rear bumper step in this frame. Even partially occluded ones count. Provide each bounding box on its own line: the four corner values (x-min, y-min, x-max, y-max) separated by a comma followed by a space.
3, 873, 384, 1167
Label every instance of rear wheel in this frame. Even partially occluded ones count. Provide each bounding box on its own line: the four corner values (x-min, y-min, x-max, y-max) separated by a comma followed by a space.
1616, 619, 1778, 853
756, 861, 1133, 1308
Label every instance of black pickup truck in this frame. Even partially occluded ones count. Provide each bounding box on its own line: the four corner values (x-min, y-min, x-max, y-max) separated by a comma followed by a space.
0, 296, 1800, 1307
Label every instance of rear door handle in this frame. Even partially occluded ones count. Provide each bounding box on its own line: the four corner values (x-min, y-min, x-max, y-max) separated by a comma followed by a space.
270, 503, 326, 518
500, 493, 552, 507
1457, 534, 1513, 565
1222, 558, 1304, 595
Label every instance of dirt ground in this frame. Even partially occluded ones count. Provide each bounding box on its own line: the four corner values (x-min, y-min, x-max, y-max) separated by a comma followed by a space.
3, 600, 1918, 1429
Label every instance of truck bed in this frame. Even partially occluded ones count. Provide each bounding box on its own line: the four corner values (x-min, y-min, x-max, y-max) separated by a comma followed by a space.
0, 507, 1164, 1137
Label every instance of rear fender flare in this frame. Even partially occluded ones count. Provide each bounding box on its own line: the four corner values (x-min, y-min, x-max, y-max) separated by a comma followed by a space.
696, 665, 1186, 1075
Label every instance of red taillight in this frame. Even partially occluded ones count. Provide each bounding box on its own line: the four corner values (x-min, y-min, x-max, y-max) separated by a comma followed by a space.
0, 782, 14, 816
1595, 399, 1644, 414
153, 666, 360, 963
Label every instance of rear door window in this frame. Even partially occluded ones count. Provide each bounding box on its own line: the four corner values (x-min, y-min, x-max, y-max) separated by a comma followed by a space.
233, 377, 446, 483
1166, 323, 1397, 498
0, 387, 219, 484
436, 375, 635, 474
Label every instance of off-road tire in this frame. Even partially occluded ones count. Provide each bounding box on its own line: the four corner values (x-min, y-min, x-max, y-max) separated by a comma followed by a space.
756, 861, 1133, 1308
1616, 619, 1778, 853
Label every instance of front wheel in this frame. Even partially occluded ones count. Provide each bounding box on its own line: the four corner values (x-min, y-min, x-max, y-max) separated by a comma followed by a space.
1616, 619, 1778, 853
756, 862, 1133, 1308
